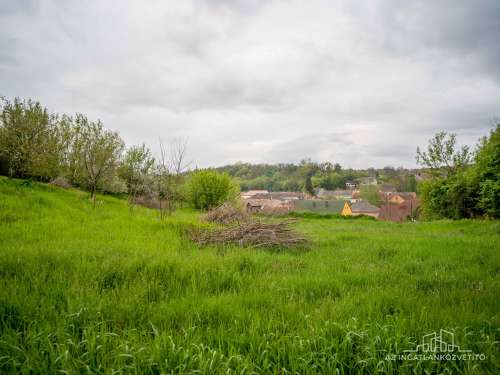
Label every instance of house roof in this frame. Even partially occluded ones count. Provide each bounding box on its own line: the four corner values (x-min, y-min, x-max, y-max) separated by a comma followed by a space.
293, 199, 346, 213
350, 201, 380, 213
270, 192, 304, 200
388, 192, 417, 200
317, 189, 352, 198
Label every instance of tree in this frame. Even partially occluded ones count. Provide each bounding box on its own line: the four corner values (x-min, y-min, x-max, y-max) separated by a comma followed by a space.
78, 115, 124, 206
0, 97, 62, 180
118, 144, 155, 209
470, 124, 500, 218
359, 185, 382, 207
169, 137, 191, 175
304, 174, 314, 196
416, 127, 500, 219
416, 132, 471, 177
186, 170, 239, 210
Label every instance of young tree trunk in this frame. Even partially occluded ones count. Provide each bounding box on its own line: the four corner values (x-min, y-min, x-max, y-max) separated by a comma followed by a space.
91, 184, 96, 208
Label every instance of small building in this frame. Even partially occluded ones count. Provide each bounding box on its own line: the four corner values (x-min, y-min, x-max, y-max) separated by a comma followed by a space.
341, 201, 352, 216
343, 201, 380, 218
345, 181, 358, 189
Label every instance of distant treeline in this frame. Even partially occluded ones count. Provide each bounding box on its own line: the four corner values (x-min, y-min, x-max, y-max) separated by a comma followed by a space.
215, 162, 418, 193
1, 96, 498, 219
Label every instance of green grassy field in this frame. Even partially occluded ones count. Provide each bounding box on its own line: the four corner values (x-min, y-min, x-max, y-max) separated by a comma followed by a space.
0, 177, 499, 374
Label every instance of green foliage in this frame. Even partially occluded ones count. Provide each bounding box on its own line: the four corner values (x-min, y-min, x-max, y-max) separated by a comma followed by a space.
0, 97, 62, 180
0, 177, 498, 374
187, 170, 239, 210
416, 131, 472, 177
418, 126, 500, 219
77, 115, 124, 202
359, 185, 382, 207
418, 175, 473, 220
0, 98, 127, 199
471, 125, 500, 218
217, 162, 368, 192
118, 144, 155, 199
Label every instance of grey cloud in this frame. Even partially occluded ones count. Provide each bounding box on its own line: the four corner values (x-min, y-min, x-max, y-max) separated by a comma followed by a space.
1, 0, 499, 168
375, 0, 500, 80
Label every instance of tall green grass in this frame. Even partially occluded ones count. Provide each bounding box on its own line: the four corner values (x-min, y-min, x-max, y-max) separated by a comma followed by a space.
0, 176, 499, 374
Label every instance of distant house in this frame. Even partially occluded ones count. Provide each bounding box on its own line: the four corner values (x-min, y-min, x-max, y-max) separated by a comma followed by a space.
379, 199, 420, 222
293, 199, 346, 214
345, 181, 358, 189
341, 201, 352, 216
386, 192, 417, 204
343, 201, 380, 218
241, 190, 269, 200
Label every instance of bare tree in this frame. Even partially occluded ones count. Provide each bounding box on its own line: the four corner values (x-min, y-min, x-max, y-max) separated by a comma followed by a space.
169, 137, 192, 175
152, 137, 191, 218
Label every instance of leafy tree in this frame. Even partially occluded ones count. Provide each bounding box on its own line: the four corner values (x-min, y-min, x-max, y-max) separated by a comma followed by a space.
0, 97, 62, 180
118, 144, 155, 208
416, 132, 471, 177
304, 174, 314, 196
470, 125, 500, 218
187, 170, 239, 210
417, 127, 499, 219
359, 185, 382, 207
78, 115, 124, 206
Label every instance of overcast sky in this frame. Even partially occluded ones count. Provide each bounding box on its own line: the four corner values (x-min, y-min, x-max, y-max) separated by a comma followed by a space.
1, 0, 499, 168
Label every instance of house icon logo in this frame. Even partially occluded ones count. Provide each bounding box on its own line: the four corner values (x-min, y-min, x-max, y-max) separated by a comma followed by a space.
385, 329, 486, 362
404, 329, 471, 353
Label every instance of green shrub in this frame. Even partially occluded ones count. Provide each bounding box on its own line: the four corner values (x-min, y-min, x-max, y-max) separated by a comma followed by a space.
186, 170, 239, 210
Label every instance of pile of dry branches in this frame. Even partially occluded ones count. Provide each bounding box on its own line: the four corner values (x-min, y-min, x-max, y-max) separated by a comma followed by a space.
190, 219, 309, 249
202, 203, 249, 225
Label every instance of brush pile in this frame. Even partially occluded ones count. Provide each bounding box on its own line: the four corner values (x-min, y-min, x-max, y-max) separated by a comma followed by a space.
202, 203, 249, 225
190, 219, 309, 249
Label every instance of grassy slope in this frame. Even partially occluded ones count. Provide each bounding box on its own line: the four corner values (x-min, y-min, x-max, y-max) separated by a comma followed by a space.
0, 176, 499, 374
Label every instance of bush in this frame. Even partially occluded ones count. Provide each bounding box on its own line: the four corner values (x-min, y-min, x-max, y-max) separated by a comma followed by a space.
418, 125, 500, 219
186, 170, 239, 210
